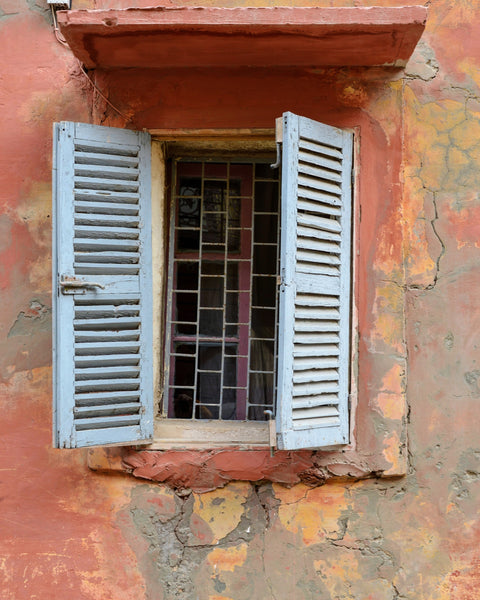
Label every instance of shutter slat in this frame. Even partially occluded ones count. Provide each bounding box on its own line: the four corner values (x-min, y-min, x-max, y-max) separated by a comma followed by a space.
75, 176, 139, 192
297, 212, 342, 233
74, 151, 139, 168
53, 122, 153, 448
75, 225, 139, 239
75, 164, 139, 181
74, 238, 139, 251
74, 190, 140, 203
75, 390, 140, 406
298, 199, 342, 217
75, 201, 139, 215
277, 112, 352, 450
299, 138, 343, 159
299, 150, 343, 172
74, 403, 141, 418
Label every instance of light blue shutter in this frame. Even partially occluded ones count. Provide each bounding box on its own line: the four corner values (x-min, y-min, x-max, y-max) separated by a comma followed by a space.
276, 112, 353, 450
53, 122, 153, 448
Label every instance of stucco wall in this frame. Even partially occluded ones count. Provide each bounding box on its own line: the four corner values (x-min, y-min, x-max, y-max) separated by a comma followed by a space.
1, 1, 479, 599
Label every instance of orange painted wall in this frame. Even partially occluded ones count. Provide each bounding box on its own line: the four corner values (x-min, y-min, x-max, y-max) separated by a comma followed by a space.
1, 1, 479, 599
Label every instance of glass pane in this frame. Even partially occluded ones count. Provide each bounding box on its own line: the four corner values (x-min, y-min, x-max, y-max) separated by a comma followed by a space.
199, 309, 223, 337
250, 339, 275, 372
173, 356, 195, 386
175, 292, 197, 323
196, 404, 219, 419
225, 342, 238, 356
174, 343, 196, 355
228, 197, 241, 227
254, 214, 277, 244
223, 356, 237, 387
204, 163, 227, 178
227, 262, 239, 290
175, 323, 196, 335
199, 344, 222, 371
178, 176, 201, 197
252, 276, 276, 307
221, 389, 237, 420
178, 195, 201, 228
177, 229, 200, 252
225, 324, 238, 337
173, 391, 194, 418
197, 372, 221, 403
200, 276, 224, 308
176, 262, 198, 291
203, 213, 225, 244
202, 261, 224, 275
204, 180, 226, 211
228, 179, 242, 197
252, 308, 275, 338
226, 292, 238, 323
254, 181, 279, 212
253, 245, 276, 274
255, 163, 277, 179
203, 244, 225, 254
249, 372, 274, 405
227, 229, 240, 253
248, 406, 269, 421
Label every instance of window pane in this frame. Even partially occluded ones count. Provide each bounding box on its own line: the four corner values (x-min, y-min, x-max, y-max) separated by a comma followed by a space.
178, 195, 201, 228
227, 262, 239, 290
200, 276, 224, 308
253, 245, 276, 274
221, 388, 237, 420
254, 181, 279, 212
176, 262, 198, 291
250, 340, 275, 372
226, 292, 238, 323
204, 180, 226, 211
254, 214, 277, 244
252, 308, 275, 339
252, 276, 276, 308
199, 309, 223, 337
173, 356, 195, 386
177, 229, 200, 252
203, 213, 225, 244
173, 391, 194, 418
202, 260, 224, 275
249, 372, 274, 405
175, 292, 197, 323
223, 356, 237, 387
199, 344, 222, 371
197, 372, 221, 403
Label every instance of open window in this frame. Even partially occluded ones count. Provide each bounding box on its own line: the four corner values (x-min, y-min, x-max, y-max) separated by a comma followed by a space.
52, 112, 353, 451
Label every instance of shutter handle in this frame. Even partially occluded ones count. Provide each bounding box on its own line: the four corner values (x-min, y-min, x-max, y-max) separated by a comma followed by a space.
59, 276, 105, 294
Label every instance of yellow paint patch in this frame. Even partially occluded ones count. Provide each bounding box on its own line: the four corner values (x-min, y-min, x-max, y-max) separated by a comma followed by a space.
370, 283, 404, 353
207, 544, 248, 573
375, 392, 406, 421
275, 484, 349, 546
192, 481, 248, 544
382, 430, 403, 476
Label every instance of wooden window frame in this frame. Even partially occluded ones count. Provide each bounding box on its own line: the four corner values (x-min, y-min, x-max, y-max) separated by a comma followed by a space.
150, 132, 278, 449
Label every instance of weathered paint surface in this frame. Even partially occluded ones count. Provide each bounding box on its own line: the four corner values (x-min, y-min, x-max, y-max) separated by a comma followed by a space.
2, 1, 480, 598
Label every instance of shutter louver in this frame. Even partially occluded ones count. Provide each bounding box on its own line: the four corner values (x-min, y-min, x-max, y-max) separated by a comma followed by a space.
53, 122, 153, 448
277, 112, 352, 450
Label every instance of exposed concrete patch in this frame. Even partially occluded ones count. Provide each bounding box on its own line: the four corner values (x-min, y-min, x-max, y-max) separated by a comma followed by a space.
7, 299, 51, 338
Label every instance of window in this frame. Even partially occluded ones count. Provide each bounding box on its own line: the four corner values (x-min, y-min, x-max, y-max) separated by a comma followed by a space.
52, 113, 353, 451
166, 160, 280, 423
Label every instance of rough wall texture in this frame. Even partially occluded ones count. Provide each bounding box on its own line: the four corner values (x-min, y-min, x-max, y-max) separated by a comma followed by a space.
1, 1, 480, 599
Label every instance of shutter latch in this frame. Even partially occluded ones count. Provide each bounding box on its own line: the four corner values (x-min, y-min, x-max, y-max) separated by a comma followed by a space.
59, 276, 105, 295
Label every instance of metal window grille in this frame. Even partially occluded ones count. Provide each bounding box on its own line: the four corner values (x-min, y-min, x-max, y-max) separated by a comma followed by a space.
164, 160, 280, 421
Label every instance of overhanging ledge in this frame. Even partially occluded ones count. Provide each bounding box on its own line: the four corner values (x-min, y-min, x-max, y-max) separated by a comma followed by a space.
57, 6, 427, 69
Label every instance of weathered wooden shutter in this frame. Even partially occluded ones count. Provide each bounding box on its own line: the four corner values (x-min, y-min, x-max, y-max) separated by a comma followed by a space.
276, 112, 353, 450
53, 122, 153, 448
